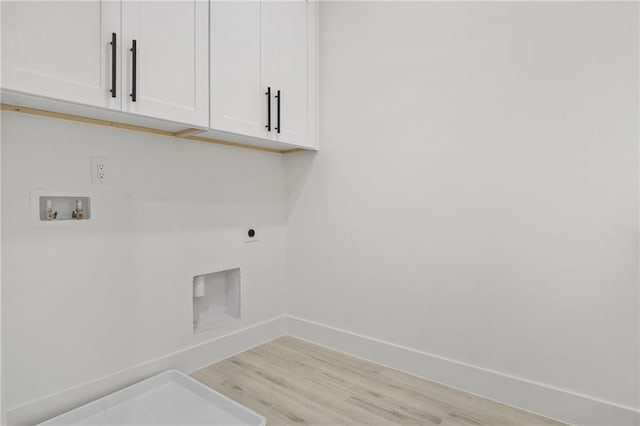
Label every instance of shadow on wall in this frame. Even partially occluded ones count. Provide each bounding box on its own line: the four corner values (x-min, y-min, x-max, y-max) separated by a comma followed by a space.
285, 150, 317, 220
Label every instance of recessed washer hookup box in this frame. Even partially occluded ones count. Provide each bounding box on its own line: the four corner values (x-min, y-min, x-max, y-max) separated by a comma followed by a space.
38, 370, 266, 426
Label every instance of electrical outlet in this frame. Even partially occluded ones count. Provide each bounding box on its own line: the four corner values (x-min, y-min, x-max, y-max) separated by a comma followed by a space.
91, 157, 113, 185
244, 227, 259, 243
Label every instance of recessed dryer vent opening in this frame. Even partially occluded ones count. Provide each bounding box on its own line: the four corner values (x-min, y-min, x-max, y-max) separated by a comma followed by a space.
193, 268, 241, 333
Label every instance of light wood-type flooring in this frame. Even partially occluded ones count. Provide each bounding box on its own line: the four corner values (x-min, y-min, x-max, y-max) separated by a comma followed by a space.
191, 336, 564, 426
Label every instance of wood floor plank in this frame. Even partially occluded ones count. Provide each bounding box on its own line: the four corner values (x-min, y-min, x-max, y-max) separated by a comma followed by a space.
251, 341, 451, 423
227, 351, 416, 425
195, 355, 389, 425
191, 337, 564, 426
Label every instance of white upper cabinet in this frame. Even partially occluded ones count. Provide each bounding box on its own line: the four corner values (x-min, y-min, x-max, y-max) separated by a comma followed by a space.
2, 0, 208, 127
1, 0, 316, 151
210, 0, 317, 149
262, 0, 317, 149
121, 1, 209, 127
210, 1, 267, 139
1, 0, 121, 110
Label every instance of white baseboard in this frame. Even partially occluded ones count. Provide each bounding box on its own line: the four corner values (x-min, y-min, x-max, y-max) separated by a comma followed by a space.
8, 315, 638, 426
6, 316, 287, 426
287, 316, 640, 426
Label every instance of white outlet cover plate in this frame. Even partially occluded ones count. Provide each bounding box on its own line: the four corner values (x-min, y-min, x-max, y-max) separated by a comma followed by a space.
244, 227, 259, 243
91, 157, 116, 185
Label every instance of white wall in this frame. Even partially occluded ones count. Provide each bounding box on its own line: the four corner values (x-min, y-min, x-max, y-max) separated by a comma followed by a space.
1, 2, 5, 420
286, 0, 639, 412
1, 112, 287, 412
2, 1, 639, 424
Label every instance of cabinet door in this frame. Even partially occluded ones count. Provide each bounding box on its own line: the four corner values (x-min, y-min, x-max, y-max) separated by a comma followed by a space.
1, 1, 121, 110
210, 1, 268, 139
262, 0, 317, 148
122, 1, 208, 127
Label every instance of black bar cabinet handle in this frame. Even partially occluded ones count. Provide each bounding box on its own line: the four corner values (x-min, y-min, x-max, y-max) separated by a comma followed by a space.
275, 89, 281, 133
130, 40, 137, 102
109, 33, 116, 98
265, 87, 271, 131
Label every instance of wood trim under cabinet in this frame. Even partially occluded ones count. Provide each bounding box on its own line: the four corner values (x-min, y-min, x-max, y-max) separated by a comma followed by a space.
173, 127, 205, 138
185, 134, 296, 154
0, 103, 304, 154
